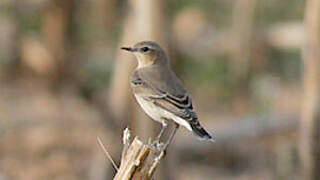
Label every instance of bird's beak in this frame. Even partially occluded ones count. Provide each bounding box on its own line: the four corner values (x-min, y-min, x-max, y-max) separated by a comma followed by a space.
121, 47, 136, 52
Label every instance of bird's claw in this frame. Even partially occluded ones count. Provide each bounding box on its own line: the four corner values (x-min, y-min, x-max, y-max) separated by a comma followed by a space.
150, 139, 165, 150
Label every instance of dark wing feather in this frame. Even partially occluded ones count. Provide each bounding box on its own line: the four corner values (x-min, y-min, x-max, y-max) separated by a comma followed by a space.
131, 69, 196, 121
131, 68, 213, 140
150, 92, 213, 140
151, 93, 195, 119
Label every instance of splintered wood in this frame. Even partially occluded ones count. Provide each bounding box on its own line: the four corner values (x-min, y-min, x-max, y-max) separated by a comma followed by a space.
113, 128, 165, 180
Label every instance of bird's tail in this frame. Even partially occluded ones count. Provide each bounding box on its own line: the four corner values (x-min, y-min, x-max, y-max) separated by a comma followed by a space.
190, 122, 214, 142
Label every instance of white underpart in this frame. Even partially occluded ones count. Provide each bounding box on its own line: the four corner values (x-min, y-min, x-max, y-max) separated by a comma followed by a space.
135, 95, 192, 131
133, 53, 143, 68
133, 53, 153, 69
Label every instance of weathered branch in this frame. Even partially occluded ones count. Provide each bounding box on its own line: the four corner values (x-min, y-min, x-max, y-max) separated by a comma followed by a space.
113, 128, 166, 180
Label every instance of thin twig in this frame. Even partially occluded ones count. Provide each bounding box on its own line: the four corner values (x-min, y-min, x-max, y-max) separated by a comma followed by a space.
148, 150, 164, 177
122, 127, 131, 148
97, 137, 119, 171
121, 127, 131, 165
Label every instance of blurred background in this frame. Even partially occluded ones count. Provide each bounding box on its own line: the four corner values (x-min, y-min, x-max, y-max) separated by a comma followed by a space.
0, 0, 319, 179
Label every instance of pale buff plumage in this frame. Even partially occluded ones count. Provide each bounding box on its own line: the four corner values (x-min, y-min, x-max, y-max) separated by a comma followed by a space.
121, 41, 214, 142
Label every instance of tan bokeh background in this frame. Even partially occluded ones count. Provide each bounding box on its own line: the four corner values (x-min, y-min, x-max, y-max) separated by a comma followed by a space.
0, 0, 319, 179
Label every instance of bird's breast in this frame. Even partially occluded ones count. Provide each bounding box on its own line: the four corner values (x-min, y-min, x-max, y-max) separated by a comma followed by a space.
134, 94, 164, 123
134, 94, 192, 131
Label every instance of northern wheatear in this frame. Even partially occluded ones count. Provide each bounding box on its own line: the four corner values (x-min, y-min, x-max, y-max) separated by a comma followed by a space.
121, 41, 214, 144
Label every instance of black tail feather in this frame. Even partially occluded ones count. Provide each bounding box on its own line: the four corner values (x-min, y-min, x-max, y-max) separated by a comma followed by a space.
190, 123, 214, 142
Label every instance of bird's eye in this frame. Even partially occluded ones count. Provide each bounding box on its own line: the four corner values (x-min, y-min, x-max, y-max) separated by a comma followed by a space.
141, 47, 150, 53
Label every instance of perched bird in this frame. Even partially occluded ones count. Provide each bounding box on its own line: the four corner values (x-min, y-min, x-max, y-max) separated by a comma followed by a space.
121, 41, 214, 144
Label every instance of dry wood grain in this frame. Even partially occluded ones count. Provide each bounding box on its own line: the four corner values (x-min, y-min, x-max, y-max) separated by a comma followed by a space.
114, 129, 166, 180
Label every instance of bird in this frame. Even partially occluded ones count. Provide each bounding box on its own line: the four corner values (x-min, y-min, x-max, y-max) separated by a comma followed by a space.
121, 41, 214, 145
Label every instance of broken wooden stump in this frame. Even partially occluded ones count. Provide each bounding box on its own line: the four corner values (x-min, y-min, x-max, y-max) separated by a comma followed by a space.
113, 128, 166, 180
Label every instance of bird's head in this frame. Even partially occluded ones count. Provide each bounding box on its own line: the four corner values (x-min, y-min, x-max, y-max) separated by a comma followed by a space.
121, 41, 168, 68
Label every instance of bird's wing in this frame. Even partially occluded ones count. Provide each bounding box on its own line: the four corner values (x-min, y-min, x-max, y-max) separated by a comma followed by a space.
146, 88, 213, 141
132, 68, 213, 140
131, 70, 198, 124
151, 92, 198, 123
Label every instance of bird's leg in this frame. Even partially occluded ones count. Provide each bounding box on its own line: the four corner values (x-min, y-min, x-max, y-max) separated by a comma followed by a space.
153, 121, 168, 146
164, 123, 180, 149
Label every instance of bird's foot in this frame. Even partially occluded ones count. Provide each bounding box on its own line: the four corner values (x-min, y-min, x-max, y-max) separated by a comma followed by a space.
150, 139, 165, 150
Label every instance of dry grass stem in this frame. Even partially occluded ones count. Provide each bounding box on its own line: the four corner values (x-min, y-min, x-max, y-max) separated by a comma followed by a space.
97, 137, 119, 171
